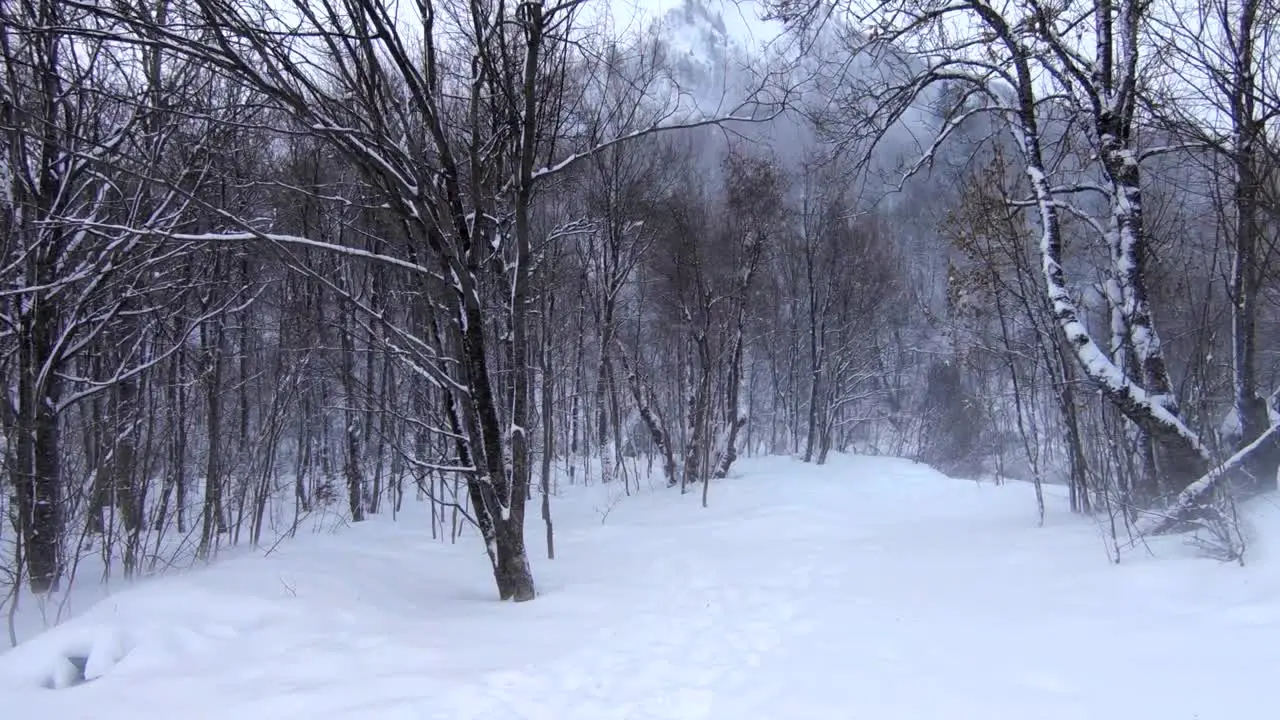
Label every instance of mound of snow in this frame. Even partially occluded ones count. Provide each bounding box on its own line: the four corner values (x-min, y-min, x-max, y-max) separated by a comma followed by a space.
2, 621, 130, 689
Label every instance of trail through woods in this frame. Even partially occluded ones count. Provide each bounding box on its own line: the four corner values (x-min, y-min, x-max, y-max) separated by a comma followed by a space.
4, 455, 1280, 718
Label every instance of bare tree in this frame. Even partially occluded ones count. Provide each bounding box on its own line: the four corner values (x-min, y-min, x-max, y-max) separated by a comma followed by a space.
76, 0, 783, 601
1149, 0, 1280, 493
1, 0, 235, 591
765, 0, 1280, 539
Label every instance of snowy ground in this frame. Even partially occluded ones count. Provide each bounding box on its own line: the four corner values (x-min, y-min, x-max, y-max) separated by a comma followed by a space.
3, 454, 1279, 719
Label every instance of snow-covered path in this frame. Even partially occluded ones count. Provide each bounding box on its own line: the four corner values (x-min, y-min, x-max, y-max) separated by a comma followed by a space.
4, 455, 1280, 718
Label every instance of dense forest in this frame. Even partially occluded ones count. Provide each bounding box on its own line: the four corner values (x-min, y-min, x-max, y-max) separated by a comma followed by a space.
3, 0, 1280, 627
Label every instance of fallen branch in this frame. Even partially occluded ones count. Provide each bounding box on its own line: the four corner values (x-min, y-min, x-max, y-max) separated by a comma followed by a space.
1137, 423, 1280, 537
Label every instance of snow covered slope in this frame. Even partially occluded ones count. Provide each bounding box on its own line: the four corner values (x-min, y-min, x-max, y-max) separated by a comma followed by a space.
4, 454, 1280, 719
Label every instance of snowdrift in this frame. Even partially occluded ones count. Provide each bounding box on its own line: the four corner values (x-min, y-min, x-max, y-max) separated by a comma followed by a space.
4, 454, 1279, 719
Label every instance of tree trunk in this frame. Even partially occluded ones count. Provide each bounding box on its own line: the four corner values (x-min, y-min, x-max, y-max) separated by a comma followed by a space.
198, 315, 225, 560
713, 331, 748, 480
614, 339, 679, 487
683, 333, 712, 491
540, 292, 556, 560
340, 306, 365, 522
14, 281, 63, 593
1227, 0, 1277, 492
1055, 340, 1091, 513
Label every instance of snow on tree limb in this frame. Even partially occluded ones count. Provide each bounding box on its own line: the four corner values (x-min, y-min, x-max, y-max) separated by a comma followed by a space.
531, 108, 788, 182
1138, 423, 1280, 537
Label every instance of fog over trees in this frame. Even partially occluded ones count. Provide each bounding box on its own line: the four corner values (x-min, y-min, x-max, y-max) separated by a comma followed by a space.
4, 0, 1280, 622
